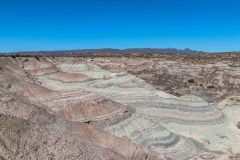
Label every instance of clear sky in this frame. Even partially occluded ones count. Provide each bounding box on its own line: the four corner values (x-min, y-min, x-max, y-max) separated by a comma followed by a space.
0, 0, 240, 52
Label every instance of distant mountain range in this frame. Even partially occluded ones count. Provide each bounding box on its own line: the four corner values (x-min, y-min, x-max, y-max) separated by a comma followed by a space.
1, 48, 205, 55
1, 48, 240, 56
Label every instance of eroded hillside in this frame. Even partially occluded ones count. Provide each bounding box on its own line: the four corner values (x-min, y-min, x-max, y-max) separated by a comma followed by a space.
0, 55, 240, 160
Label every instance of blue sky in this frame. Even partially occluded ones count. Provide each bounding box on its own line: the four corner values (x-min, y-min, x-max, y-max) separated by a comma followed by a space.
0, 0, 240, 52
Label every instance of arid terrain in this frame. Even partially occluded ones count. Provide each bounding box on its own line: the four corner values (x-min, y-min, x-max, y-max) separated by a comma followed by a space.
0, 54, 240, 160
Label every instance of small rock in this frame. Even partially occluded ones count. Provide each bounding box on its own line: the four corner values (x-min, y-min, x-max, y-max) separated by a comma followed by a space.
188, 79, 195, 83
23, 58, 29, 62
207, 85, 215, 89
2, 83, 11, 89
34, 56, 40, 61
173, 91, 182, 97
237, 121, 240, 129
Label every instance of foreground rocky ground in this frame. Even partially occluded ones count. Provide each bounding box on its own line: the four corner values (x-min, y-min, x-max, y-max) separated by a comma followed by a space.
0, 55, 240, 160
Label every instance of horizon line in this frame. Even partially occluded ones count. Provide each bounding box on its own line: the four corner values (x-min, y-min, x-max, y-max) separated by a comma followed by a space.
1, 48, 240, 55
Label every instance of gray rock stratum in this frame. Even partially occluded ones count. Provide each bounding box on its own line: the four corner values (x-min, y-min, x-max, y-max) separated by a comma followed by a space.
0, 55, 240, 159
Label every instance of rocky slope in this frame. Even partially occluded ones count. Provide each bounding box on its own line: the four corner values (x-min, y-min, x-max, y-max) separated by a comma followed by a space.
0, 55, 240, 159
